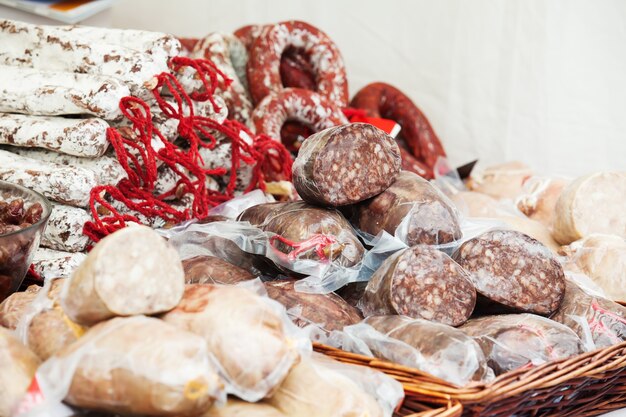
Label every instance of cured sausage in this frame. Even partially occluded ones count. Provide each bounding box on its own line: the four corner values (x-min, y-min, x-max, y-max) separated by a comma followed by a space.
0, 327, 40, 417
252, 88, 348, 146
247, 20, 349, 107
453, 230, 565, 315
467, 161, 533, 200
162, 284, 299, 401
351, 171, 461, 245
32, 248, 86, 280
0, 65, 129, 120
292, 123, 401, 206
182, 255, 255, 285
553, 171, 626, 245
61, 225, 185, 326
351, 82, 445, 172
398, 144, 431, 178
264, 279, 362, 332
361, 245, 476, 326
0, 149, 98, 207
234, 24, 266, 51
0, 114, 109, 158
517, 176, 570, 229
460, 313, 584, 375
239, 201, 365, 268
41, 203, 91, 252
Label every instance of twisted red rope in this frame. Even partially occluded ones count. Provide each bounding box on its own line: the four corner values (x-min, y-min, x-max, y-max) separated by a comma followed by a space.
83, 56, 292, 243
269, 233, 338, 262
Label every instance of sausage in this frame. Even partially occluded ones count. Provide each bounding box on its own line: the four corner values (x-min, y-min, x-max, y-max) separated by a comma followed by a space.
517, 176, 570, 229
264, 279, 362, 332
61, 225, 184, 326
0, 114, 109, 158
453, 230, 565, 315
234, 24, 266, 51
206, 399, 285, 417
292, 123, 402, 207
358, 315, 491, 385
551, 280, 626, 349
553, 171, 626, 245
44, 316, 222, 416
0, 149, 98, 207
162, 284, 299, 401
350, 82, 445, 171
280, 121, 314, 152
0, 327, 40, 417
336, 282, 367, 308
239, 201, 365, 268
467, 161, 533, 200
0, 65, 129, 120
32, 248, 87, 280
41, 204, 91, 252
252, 88, 348, 145
352, 171, 461, 245
179, 37, 200, 54
460, 313, 584, 375
360, 245, 476, 326
247, 20, 349, 107
398, 144, 431, 178
182, 255, 255, 285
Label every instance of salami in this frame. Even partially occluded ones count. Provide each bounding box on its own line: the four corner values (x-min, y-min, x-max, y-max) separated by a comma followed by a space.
252, 88, 348, 147
0, 114, 109, 157
352, 171, 462, 245
351, 82, 445, 174
264, 279, 362, 332
40, 204, 91, 253
553, 171, 626, 245
551, 280, 626, 349
0, 65, 129, 120
247, 20, 349, 107
239, 201, 365, 268
182, 255, 255, 285
453, 230, 565, 315
361, 246, 476, 326
61, 225, 185, 326
292, 123, 401, 207
32, 248, 86, 279
234, 24, 265, 51
460, 314, 584, 375
398, 144, 431, 178
0, 149, 98, 207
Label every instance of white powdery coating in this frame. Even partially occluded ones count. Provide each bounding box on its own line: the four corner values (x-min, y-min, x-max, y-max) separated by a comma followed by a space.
7, 147, 126, 186
0, 114, 109, 157
0, 20, 170, 97
0, 149, 97, 207
0, 65, 129, 120
42, 203, 92, 252
32, 248, 87, 279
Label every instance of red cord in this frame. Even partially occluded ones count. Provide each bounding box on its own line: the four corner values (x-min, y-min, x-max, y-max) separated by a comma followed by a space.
269, 233, 337, 262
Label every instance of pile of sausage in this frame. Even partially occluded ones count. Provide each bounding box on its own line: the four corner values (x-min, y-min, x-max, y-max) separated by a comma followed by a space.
183, 20, 447, 179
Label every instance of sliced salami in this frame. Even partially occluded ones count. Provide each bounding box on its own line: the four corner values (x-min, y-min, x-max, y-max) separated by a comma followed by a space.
0, 149, 97, 207
41, 204, 91, 253
0, 114, 109, 157
360, 246, 476, 326
292, 123, 401, 207
0, 65, 129, 120
352, 171, 461, 245
453, 230, 565, 315
182, 255, 255, 285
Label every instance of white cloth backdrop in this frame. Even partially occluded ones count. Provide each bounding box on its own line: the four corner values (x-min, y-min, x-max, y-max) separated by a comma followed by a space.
104, 0, 626, 177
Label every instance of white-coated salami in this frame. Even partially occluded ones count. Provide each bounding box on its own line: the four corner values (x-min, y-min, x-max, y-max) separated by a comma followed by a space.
41, 204, 91, 253
0, 65, 129, 120
0, 149, 97, 207
0, 114, 109, 157
32, 248, 87, 280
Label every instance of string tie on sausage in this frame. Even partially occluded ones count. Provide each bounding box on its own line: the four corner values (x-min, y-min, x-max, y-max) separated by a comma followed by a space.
270, 233, 338, 262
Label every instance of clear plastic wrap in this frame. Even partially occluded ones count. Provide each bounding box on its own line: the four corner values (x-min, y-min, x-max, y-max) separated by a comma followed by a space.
161, 282, 308, 402
360, 245, 476, 326
460, 313, 585, 375
466, 161, 533, 201
561, 234, 626, 301
551, 280, 626, 350
516, 176, 570, 229
29, 315, 224, 417
0, 327, 40, 417
182, 255, 256, 285
331, 316, 493, 386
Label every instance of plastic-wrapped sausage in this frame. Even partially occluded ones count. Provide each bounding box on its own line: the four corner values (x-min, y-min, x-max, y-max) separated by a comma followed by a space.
453, 230, 565, 315
351, 171, 461, 245
460, 314, 585, 375
0, 327, 40, 417
516, 176, 570, 229
292, 123, 401, 207
467, 161, 533, 201
360, 245, 476, 326
182, 255, 255, 285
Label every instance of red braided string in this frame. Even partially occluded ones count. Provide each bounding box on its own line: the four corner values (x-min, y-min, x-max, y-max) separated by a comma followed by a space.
269, 234, 338, 262
83, 57, 292, 243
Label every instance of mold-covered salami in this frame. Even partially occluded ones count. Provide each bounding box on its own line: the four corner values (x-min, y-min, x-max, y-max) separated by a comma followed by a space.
264, 279, 362, 332
182, 255, 255, 285
252, 88, 348, 145
360, 245, 476, 326
453, 230, 565, 315
32, 248, 87, 280
460, 314, 584, 375
0, 149, 98, 207
292, 123, 401, 207
41, 204, 91, 252
0, 65, 130, 120
0, 114, 109, 157
352, 171, 461, 245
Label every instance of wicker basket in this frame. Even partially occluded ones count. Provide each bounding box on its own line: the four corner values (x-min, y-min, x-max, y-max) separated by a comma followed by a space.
315, 340, 626, 417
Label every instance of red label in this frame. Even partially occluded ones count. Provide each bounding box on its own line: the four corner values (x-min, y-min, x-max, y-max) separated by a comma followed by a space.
13, 376, 45, 416
344, 111, 401, 138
